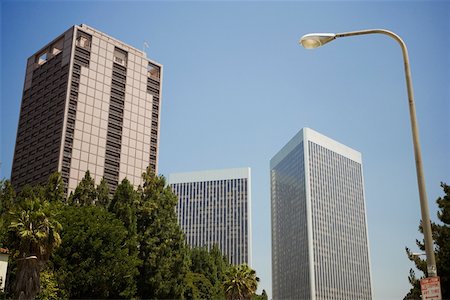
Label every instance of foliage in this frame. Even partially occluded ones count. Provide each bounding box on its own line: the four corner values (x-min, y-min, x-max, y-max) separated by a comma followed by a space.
6, 185, 62, 299
183, 272, 214, 300
224, 264, 260, 300
210, 244, 231, 288
52, 205, 140, 299
405, 182, 450, 299
136, 168, 190, 299
190, 246, 218, 286
0, 180, 16, 247
43, 173, 65, 204
253, 289, 268, 300
0, 179, 15, 216
2, 169, 264, 299
69, 170, 96, 206
96, 177, 111, 208
36, 267, 67, 300
189, 244, 230, 298
109, 178, 138, 252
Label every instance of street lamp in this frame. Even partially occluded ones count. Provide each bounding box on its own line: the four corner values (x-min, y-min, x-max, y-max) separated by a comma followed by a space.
299, 29, 437, 278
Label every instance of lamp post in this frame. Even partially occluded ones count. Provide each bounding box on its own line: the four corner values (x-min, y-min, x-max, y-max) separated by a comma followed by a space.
299, 29, 437, 278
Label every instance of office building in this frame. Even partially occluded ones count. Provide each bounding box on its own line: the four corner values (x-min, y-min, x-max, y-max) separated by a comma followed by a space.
169, 168, 252, 266
11, 24, 162, 193
271, 128, 372, 299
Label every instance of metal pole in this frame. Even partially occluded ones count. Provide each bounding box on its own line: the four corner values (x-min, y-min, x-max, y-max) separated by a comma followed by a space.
336, 29, 437, 277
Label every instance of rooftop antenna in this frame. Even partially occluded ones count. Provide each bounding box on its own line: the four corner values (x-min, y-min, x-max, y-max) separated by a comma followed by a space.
143, 41, 150, 57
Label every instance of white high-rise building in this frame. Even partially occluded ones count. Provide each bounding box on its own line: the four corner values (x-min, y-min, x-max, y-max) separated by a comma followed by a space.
169, 168, 252, 266
271, 128, 372, 300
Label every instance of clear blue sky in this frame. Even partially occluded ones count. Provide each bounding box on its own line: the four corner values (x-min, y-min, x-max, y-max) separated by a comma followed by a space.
1, 1, 449, 299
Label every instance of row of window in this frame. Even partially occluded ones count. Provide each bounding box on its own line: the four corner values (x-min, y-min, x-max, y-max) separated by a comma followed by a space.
309, 142, 371, 299
171, 178, 249, 265
271, 143, 311, 299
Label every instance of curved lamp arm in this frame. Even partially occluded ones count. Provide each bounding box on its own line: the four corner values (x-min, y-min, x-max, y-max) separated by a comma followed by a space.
300, 29, 437, 278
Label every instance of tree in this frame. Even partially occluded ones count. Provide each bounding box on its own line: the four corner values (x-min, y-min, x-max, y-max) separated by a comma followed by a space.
189, 245, 230, 298
69, 170, 96, 206
0, 180, 16, 248
136, 168, 190, 299
210, 244, 230, 291
183, 272, 214, 300
405, 182, 450, 299
96, 178, 111, 208
253, 289, 268, 300
36, 267, 66, 300
190, 246, 217, 284
109, 179, 138, 238
52, 205, 140, 298
109, 178, 140, 264
0, 180, 15, 216
224, 264, 260, 300
7, 188, 62, 300
43, 173, 65, 204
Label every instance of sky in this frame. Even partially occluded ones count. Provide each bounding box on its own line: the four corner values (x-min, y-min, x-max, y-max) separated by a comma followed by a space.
1, 1, 449, 299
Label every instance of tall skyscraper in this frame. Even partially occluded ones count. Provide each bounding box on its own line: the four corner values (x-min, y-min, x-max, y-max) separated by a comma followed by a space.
11, 24, 162, 193
271, 128, 372, 300
168, 168, 252, 266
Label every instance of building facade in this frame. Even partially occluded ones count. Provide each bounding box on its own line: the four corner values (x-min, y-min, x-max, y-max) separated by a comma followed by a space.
271, 128, 372, 300
169, 168, 252, 266
11, 24, 162, 193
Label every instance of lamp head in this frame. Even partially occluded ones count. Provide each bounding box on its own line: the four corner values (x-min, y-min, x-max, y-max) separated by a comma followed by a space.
299, 33, 336, 49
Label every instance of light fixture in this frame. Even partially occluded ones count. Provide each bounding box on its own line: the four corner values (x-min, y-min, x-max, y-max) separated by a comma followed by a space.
299, 33, 336, 49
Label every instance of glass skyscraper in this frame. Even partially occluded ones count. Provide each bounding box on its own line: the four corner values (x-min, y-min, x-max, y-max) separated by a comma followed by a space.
169, 168, 252, 266
271, 128, 372, 300
11, 24, 162, 194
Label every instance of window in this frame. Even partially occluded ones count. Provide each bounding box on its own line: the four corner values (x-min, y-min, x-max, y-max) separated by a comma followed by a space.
113, 48, 127, 67
76, 36, 90, 49
147, 63, 160, 79
52, 37, 64, 55
37, 51, 49, 65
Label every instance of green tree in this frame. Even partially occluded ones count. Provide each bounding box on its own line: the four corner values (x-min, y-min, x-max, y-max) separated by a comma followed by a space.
405, 182, 450, 299
96, 177, 111, 208
189, 245, 230, 298
7, 188, 62, 300
183, 272, 214, 300
109, 179, 138, 242
69, 170, 96, 206
0, 180, 16, 247
43, 173, 65, 203
190, 247, 217, 284
136, 168, 190, 299
210, 244, 230, 294
52, 205, 139, 299
224, 264, 260, 300
0, 180, 15, 216
36, 267, 67, 300
252, 289, 268, 300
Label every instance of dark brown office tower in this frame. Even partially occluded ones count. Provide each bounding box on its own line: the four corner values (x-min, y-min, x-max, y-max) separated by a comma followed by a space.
11, 24, 162, 194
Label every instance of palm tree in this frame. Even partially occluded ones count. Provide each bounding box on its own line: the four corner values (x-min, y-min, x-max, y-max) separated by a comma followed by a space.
8, 196, 62, 299
224, 264, 260, 300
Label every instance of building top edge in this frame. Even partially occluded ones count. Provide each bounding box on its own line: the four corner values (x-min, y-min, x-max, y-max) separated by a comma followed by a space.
27, 24, 162, 67
77, 24, 160, 65
27, 26, 74, 60
270, 127, 362, 168
270, 128, 304, 168
168, 167, 251, 184
305, 128, 362, 163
